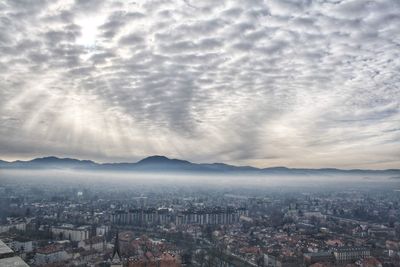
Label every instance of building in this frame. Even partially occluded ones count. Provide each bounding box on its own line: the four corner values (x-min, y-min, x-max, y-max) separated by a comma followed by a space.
178, 207, 241, 225
0, 240, 29, 267
0, 220, 26, 233
78, 236, 105, 251
8, 238, 33, 253
96, 225, 110, 236
111, 231, 122, 267
0, 256, 30, 267
304, 251, 334, 265
263, 253, 283, 267
0, 240, 14, 259
111, 207, 245, 226
358, 257, 382, 267
34, 244, 71, 265
127, 252, 181, 267
333, 247, 370, 263
51, 224, 90, 241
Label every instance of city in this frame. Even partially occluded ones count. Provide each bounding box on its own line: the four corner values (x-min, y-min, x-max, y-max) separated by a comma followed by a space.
0, 168, 399, 266
1, 0, 400, 266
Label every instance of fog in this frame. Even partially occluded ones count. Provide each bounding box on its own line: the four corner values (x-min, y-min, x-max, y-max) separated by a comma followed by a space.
1, 169, 398, 192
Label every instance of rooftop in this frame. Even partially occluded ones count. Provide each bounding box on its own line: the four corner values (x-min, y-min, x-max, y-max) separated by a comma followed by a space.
333, 246, 369, 252
36, 244, 63, 254
0, 240, 14, 258
0, 256, 30, 267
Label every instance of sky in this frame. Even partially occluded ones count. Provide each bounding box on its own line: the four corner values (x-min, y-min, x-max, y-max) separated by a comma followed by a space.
0, 0, 399, 169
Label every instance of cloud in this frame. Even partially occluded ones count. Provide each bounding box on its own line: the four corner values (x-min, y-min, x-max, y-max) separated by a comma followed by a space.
0, 0, 399, 169
119, 33, 145, 45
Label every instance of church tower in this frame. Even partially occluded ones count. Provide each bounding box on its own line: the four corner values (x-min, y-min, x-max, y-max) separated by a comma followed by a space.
111, 230, 122, 267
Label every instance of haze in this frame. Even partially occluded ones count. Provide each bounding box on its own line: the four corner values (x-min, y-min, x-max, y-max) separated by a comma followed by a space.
0, 0, 399, 169
1, 169, 397, 190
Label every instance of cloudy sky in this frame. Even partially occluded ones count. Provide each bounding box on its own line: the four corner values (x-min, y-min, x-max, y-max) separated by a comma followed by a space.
0, 0, 399, 169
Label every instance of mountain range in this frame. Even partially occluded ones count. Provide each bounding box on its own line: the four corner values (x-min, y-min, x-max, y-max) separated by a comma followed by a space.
0, 156, 399, 176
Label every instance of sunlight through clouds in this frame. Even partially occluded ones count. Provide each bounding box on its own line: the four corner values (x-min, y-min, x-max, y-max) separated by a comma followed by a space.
0, 0, 399, 168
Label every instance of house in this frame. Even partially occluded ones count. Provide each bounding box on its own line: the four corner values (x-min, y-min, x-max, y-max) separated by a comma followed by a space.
8, 238, 33, 253
78, 236, 105, 251
34, 244, 71, 265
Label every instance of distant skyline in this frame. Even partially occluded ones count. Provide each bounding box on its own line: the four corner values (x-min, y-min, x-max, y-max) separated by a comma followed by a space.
0, 0, 399, 169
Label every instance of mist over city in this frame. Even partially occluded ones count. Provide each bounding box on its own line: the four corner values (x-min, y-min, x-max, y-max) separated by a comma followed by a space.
1, 156, 400, 266
1, 0, 400, 266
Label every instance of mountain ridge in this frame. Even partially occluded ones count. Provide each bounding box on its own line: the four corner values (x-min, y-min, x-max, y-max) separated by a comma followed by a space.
0, 156, 399, 175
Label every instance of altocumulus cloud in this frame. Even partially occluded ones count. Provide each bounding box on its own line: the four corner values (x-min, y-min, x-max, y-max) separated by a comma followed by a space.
0, 0, 399, 169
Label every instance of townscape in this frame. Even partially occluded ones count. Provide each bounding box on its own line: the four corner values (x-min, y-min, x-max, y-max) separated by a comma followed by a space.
1, 173, 399, 267
1, 0, 400, 266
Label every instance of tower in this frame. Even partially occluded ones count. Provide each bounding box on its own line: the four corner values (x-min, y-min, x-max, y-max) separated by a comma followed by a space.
111, 230, 122, 267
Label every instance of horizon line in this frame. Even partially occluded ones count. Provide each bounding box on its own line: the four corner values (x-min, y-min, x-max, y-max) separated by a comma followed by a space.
1, 155, 399, 172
